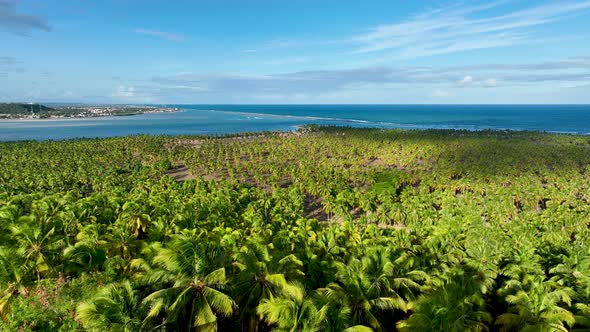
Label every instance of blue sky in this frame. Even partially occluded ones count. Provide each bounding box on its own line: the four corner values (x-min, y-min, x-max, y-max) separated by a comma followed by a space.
1, 0, 590, 104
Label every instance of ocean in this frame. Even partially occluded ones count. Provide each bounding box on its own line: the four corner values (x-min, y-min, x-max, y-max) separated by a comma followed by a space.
1, 104, 589, 141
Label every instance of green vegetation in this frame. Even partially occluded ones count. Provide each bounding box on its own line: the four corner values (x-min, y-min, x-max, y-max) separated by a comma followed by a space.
1, 126, 589, 331
0, 103, 56, 118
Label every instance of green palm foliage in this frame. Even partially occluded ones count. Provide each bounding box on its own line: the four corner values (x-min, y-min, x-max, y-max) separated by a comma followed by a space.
231, 239, 302, 331
0, 247, 31, 320
319, 255, 409, 331
119, 201, 152, 239
549, 247, 590, 299
63, 240, 107, 273
143, 230, 236, 331
397, 268, 491, 332
2, 127, 590, 330
495, 277, 575, 332
574, 303, 590, 331
77, 281, 143, 332
10, 219, 60, 281
257, 284, 328, 332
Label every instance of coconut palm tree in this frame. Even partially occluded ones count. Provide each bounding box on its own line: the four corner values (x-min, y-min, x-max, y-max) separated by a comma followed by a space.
495, 277, 575, 332
118, 201, 151, 239
257, 284, 328, 332
574, 303, 590, 331
77, 280, 144, 332
10, 219, 60, 281
63, 239, 107, 273
397, 268, 491, 332
319, 256, 408, 331
231, 240, 302, 331
549, 248, 590, 299
0, 247, 31, 320
143, 230, 236, 331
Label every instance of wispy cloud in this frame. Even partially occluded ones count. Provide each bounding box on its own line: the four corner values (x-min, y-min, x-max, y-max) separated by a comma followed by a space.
152, 68, 429, 96
111, 85, 136, 98
0, 56, 17, 66
484, 79, 498, 88
0, 55, 25, 76
0, 0, 50, 36
108, 84, 211, 103
133, 28, 186, 42
433, 56, 590, 72
152, 67, 405, 95
149, 55, 590, 97
244, 1, 590, 60
457, 76, 499, 88
350, 0, 590, 58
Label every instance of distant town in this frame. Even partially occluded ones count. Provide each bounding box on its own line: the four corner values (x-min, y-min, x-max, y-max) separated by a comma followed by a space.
0, 103, 179, 119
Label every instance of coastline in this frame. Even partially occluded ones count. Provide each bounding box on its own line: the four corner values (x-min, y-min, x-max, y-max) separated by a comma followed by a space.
202, 109, 590, 136
2, 105, 590, 141
0, 104, 182, 121
0, 109, 183, 121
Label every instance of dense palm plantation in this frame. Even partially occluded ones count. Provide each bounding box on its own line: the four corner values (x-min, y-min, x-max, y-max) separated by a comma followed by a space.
0, 126, 589, 331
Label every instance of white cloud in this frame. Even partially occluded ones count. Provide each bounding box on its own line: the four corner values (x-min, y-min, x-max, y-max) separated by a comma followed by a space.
112, 86, 136, 98
484, 79, 498, 87
460, 75, 474, 86
458, 77, 499, 88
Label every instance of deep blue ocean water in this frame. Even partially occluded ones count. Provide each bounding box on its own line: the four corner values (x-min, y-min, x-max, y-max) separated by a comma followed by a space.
1, 104, 589, 141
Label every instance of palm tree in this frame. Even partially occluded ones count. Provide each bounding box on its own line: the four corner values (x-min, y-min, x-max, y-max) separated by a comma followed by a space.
143, 230, 236, 331
106, 222, 143, 260
495, 277, 575, 332
574, 303, 590, 331
397, 268, 491, 332
118, 201, 151, 239
549, 248, 590, 299
77, 280, 144, 332
257, 284, 328, 332
10, 220, 60, 281
63, 240, 107, 273
231, 240, 302, 331
0, 204, 20, 244
0, 247, 31, 320
364, 246, 426, 301
319, 257, 408, 331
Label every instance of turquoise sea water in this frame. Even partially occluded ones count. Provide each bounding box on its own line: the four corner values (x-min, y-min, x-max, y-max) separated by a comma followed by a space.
1, 105, 589, 141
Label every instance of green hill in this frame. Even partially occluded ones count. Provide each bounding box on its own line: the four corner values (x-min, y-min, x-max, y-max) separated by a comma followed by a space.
0, 103, 56, 116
